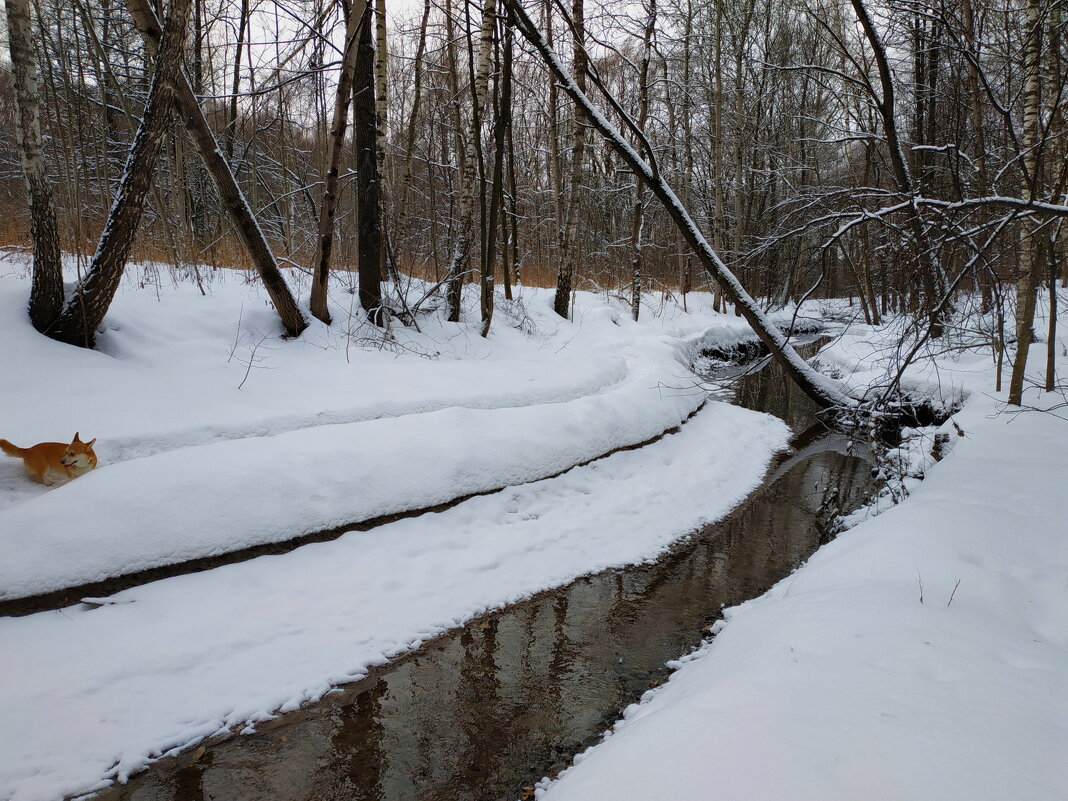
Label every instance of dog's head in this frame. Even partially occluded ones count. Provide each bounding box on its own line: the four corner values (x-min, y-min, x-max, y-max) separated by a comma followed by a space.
61, 432, 98, 469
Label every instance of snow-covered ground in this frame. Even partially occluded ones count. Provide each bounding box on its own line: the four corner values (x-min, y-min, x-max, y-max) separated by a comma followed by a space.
0, 264, 771, 599
0, 262, 795, 800
539, 308, 1068, 801
1, 258, 1064, 801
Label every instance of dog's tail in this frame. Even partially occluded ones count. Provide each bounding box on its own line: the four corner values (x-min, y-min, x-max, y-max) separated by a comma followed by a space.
0, 439, 26, 458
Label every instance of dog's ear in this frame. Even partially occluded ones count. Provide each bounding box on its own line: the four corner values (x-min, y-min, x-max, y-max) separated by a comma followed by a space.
73, 432, 81, 442
87, 438, 96, 448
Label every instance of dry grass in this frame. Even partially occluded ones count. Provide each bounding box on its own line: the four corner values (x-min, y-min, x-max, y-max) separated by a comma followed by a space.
1, 216, 694, 297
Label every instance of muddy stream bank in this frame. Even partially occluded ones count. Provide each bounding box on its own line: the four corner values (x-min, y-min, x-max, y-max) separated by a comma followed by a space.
97, 338, 875, 801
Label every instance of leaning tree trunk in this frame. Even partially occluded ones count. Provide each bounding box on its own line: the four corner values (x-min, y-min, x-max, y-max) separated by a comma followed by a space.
503, 0, 857, 410
309, 0, 366, 324
125, 0, 307, 339
46, 0, 192, 347
5, 0, 64, 331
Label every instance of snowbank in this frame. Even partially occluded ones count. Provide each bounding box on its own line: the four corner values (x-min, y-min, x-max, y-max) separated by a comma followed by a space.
0, 262, 798, 800
0, 401, 790, 801
0, 333, 703, 600
538, 314, 1068, 801
0, 269, 739, 599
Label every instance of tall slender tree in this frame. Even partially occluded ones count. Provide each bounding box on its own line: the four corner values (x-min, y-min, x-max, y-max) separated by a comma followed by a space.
5, 0, 64, 331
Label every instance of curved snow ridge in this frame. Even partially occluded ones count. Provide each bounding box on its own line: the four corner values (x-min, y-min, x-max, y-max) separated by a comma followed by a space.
95, 355, 630, 467
0, 400, 791, 801
536, 394, 1068, 801
0, 339, 703, 601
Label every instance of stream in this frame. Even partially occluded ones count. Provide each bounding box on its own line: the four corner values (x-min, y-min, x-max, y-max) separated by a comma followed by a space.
97, 338, 876, 801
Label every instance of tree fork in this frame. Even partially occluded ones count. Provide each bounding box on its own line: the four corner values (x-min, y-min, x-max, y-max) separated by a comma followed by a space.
124, 0, 307, 339
46, 0, 193, 347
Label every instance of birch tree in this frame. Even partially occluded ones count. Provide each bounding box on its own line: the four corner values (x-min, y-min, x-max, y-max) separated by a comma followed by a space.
4, 0, 64, 331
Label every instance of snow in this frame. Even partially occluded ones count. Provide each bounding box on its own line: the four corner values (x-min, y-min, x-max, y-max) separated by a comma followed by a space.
537, 302, 1068, 801
0, 268, 729, 599
2, 258, 1064, 801
0, 261, 792, 800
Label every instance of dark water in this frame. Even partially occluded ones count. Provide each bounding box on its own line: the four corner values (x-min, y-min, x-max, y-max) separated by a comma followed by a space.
97, 341, 874, 801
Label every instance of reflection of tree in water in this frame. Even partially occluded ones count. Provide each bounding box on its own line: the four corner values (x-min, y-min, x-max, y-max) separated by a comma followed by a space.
330, 679, 387, 800
453, 616, 507, 794
172, 756, 207, 801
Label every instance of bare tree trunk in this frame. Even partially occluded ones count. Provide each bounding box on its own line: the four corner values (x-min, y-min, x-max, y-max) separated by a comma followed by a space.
552, 0, 587, 319
849, 0, 946, 337
5, 0, 64, 331
677, 0, 694, 310
546, 0, 563, 268
1047, 232, 1059, 391
629, 0, 655, 322
730, 0, 755, 317
394, 0, 431, 260
354, 0, 383, 322
506, 71, 521, 291
125, 0, 308, 338
444, 0, 495, 322
1008, 0, 1045, 405
45, 0, 192, 347
309, 0, 366, 324
711, 0, 725, 312
226, 0, 250, 162
374, 0, 395, 280
503, 0, 857, 410
483, 12, 513, 335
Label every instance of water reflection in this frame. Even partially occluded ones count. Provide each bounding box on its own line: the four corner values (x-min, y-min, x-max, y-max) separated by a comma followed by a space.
101, 342, 873, 801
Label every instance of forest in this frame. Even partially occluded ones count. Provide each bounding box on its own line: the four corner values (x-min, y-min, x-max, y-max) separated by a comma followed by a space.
1, 0, 1066, 799
3, 0, 1065, 406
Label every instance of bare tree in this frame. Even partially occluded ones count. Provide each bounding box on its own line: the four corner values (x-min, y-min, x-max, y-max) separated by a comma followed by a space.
503, 0, 858, 410
125, 0, 308, 338
1007, 0, 1046, 406
5, 0, 64, 330
309, 0, 367, 325
354, 0, 384, 321
552, 0, 587, 319
44, 0, 192, 346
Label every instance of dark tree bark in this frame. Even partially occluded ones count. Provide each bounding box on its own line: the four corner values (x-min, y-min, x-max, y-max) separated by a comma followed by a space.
482, 12, 512, 337
309, 0, 367, 325
848, 0, 946, 337
552, 0, 587, 319
5, 0, 64, 331
46, 0, 193, 347
353, 0, 384, 322
226, 0, 250, 162
629, 0, 655, 322
125, 0, 308, 339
